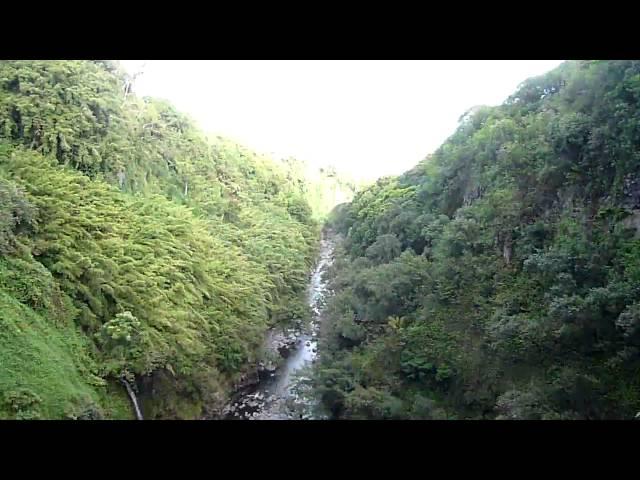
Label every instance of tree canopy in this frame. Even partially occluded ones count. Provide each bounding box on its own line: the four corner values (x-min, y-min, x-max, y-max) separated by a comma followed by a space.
313, 60, 640, 420
0, 60, 350, 419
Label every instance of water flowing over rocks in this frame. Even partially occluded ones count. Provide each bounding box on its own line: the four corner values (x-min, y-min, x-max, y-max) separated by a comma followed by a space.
218, 229, 336, 420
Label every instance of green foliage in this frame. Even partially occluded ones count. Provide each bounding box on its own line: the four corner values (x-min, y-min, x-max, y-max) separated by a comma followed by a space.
0, 60, 322, 419
0, 289, 107, 419
313, 60, 640, 419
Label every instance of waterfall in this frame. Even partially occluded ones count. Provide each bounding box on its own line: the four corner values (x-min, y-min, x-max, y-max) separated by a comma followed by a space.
121, 378, 144, 420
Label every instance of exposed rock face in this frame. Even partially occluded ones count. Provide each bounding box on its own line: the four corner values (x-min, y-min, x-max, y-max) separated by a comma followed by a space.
502, 233, 513, 265
623, 174, 640, 209
463, 184, 485, 206
623, 209, 640, 238
621, 174, 640, 238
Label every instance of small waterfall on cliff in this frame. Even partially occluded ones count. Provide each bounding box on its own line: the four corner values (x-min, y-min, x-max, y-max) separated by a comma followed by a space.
121, 378, 144, 420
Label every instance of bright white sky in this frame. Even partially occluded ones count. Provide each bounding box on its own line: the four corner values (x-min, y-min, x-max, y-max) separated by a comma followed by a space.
121, 60, 563, 181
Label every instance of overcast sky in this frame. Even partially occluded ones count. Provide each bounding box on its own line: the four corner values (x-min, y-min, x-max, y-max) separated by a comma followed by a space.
120, 60, 563, 181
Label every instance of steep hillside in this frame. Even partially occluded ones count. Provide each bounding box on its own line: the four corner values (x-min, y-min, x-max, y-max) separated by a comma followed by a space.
0, 60, 322, 419
313, 60, 640, 419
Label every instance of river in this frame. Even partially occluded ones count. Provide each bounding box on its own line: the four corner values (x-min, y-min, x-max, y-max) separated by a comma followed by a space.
222, 229, 335, 420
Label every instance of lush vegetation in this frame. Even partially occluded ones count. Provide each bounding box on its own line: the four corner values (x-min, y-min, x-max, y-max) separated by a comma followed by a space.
0, 60, 353, 419
6, 59, 638, 421
313, 60, 640, 419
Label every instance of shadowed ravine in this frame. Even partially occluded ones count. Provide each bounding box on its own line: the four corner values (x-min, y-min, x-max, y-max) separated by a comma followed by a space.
221, 230, 336, 420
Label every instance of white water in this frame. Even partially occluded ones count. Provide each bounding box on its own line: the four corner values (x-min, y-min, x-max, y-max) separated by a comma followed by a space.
121, 378, 144, 420
224, 230, 335, 420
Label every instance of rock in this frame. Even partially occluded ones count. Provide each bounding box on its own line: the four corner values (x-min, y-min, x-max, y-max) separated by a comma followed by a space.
623, 209, 640, 238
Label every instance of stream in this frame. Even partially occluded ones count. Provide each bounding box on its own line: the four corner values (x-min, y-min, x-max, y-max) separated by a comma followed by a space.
222, 229, 336, 420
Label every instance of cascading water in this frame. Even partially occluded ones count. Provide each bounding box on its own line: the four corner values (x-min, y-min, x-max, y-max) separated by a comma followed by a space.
222, 229, 336, 420
121, 378, 144, 420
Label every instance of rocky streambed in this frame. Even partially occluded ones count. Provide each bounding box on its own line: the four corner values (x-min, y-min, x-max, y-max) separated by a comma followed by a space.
220, 230, 336, 420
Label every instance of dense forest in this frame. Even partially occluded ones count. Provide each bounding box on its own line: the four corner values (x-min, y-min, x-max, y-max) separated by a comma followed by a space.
3, 60, 640, 421
0, 60, 353, 419
312, 60, 640, 420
